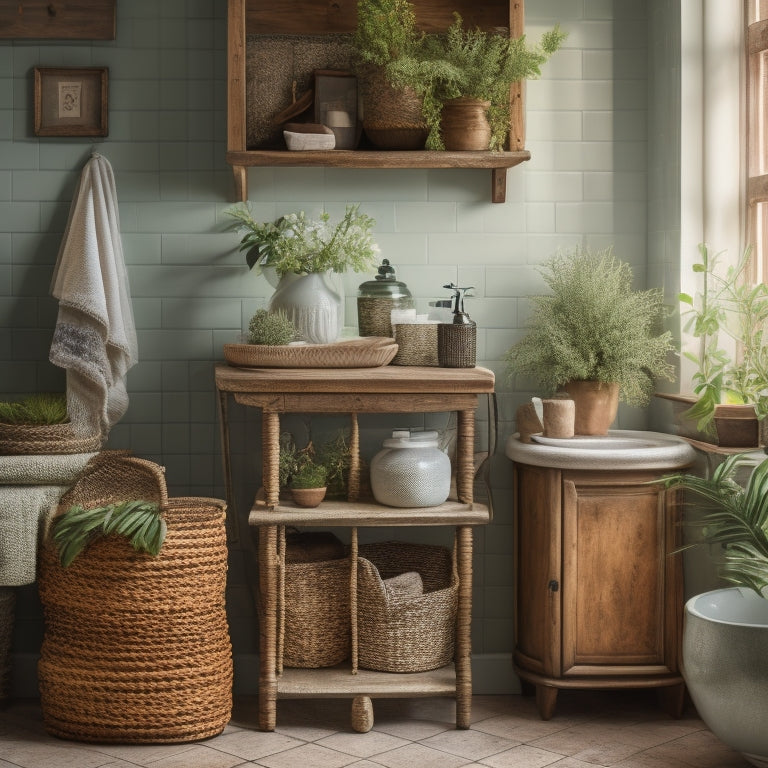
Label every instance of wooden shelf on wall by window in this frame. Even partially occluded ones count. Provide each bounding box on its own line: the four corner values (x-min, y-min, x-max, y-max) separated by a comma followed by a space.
226, 149, 531, 204
226, 0, 529, 204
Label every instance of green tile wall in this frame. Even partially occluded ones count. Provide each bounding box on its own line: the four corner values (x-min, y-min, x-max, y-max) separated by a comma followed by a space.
1, 0, 654, 694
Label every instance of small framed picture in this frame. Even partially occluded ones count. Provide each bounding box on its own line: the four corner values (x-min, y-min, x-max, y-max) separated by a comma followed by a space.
314, 70, 358, 150
34, 67, 109, 137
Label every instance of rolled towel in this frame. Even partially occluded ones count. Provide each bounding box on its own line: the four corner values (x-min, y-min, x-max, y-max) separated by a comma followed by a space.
383, 571, 423, 603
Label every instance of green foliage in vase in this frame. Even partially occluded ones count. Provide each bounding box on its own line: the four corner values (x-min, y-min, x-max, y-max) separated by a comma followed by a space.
679, 243, 768, 433
247, 308, 297, 346
290, 461, 328, 490
0, 393, 68, 425
225, 203, 379, 277
51, 500, 166, 567
504, 246, 675, 407
415, 14, 567, 150
660, 453, 768, 598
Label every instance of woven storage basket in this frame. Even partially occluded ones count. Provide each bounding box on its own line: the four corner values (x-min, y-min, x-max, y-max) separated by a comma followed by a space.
37, 451, 232, 744
277, 531, 351, 669
391, 324, 439, 366
357, 541, 458, 672
0, 587, 14, 701
438, 324, 477, 368
0, 422, 102, 455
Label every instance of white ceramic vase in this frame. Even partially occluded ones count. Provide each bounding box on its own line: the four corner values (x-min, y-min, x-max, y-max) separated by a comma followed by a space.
269, 271, 342, 345
683, 587, 768, 767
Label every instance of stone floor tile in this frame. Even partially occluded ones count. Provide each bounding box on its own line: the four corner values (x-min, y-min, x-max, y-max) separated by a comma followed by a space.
252, 741, 357, 768
372, 742, 473, 768
203, 728, 306, 760
477, 743, 566, 767
316, 729, 410, 758
420, 727, 521, 760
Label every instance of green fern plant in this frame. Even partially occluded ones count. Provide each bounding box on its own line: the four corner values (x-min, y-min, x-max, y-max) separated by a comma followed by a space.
290, 461, 328, 490
0, 393, 68, 425
51, 500, 166, 567
660, 454, 768, 598
504, 246, 675, 407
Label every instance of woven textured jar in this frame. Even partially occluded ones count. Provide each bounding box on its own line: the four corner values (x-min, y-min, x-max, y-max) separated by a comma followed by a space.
357, 259, 413, 338
37, 452, 232, 744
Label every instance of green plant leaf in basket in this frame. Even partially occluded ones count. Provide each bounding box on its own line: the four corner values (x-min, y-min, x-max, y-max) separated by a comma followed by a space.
51, 500, 165, 567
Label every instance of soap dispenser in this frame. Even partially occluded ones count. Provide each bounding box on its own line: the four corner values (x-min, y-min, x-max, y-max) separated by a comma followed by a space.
437, 283, 477, 367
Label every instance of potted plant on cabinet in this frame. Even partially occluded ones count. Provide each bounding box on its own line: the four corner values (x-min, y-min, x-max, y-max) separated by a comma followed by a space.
659, 454, 768, 767
289, 460, 329, 508
658, 243, 768, 448
504, 246, 676, 435
226, 203, 379, 344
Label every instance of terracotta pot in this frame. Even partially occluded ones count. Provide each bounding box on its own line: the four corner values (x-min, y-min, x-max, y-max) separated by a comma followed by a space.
290, 486, 327, 508
441, 97, 491, 151
562, 380, 619, 436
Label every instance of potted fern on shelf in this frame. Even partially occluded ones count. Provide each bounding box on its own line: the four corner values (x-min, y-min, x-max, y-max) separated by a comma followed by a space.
504, 246, 676, 435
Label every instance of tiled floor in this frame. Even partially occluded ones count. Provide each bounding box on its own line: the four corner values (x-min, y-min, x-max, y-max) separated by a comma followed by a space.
0, 690, 752, 768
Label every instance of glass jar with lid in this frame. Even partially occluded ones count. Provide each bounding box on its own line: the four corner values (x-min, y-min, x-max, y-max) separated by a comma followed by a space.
357, 259, 413, 338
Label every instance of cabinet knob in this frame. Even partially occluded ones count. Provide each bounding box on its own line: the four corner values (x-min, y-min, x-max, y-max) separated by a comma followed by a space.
548, 579, 559, 592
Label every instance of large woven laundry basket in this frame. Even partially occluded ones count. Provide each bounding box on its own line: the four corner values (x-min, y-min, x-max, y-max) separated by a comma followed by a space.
37, 451, 232, 743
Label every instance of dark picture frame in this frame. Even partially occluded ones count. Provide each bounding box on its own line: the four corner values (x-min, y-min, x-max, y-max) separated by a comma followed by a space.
34, 67, 109, 137
313, 70, 358, 149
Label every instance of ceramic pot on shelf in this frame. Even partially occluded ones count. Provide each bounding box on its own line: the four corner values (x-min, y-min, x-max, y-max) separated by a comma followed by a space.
269, 271, 342, 345
441, 97, 492, 151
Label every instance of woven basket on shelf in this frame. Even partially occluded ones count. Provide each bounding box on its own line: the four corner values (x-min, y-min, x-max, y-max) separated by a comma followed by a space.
391, 324, 439, 366
437, 324, 477, 368
356, 540, 458, 673
276, 530, 351, 669
37, 451, 232, 744
0, 423, 102, 455
0, 587, 14, 701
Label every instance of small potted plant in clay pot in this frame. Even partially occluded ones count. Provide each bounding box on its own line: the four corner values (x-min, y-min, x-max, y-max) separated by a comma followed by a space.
656, 243, 768, 448
504, 247, 676, 435
289, 461, 328, 508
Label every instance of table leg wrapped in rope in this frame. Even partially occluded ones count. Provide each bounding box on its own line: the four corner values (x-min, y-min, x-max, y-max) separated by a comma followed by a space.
37, 451, 232, 744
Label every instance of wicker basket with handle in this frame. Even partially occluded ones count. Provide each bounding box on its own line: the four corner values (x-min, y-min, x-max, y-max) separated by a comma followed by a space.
37, 451, 232, 744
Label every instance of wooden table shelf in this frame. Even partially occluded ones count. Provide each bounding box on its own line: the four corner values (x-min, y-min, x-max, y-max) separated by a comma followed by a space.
215, 363, 495, 733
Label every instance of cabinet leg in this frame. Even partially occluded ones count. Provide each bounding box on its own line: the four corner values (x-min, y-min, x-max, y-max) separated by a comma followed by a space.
535, 685, 558, 720
658, 682, 686, 719
351, 696, 374, 733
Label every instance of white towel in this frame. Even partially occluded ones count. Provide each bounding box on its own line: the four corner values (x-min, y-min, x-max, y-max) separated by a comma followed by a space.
49, 153, 138, 438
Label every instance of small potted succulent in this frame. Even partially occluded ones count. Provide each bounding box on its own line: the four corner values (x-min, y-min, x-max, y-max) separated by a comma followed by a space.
289, 460, 328, 508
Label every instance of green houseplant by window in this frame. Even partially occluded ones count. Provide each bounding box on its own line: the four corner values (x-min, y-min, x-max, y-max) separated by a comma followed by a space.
673, 243, 768, 444
505, 246, 675, 434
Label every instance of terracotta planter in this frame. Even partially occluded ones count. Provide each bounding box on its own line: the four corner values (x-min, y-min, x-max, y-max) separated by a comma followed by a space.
441, 97, 491, 151
562, 380, 620, 436
655, 393, 764, 448
290, 486, 327, 508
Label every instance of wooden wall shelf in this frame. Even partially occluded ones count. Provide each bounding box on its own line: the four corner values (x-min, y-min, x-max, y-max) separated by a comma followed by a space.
226, 0, 528, 203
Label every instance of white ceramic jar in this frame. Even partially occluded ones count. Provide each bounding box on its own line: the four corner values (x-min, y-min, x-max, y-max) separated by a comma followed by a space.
370, 430, 451, 508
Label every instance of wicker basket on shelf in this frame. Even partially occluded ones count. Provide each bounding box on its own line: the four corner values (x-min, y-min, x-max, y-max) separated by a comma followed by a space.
276, 530, 351, 669
356, 540, 458, 673
37, 451, 232, 744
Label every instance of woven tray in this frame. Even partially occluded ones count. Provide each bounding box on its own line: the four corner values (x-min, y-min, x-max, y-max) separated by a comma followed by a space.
223, 336, 397, 368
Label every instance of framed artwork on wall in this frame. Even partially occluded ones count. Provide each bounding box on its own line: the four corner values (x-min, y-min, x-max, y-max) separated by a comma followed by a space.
34, 67, 108, 137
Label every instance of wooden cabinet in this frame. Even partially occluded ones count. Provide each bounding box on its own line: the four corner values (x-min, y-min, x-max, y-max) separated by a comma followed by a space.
226, 0, 530, 203
215, 364, 494, 732
513, 463, 687, 720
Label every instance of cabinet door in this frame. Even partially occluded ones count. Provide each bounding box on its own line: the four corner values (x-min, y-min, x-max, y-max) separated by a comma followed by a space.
514, 464, 563, 677
561, 474, 681, 677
